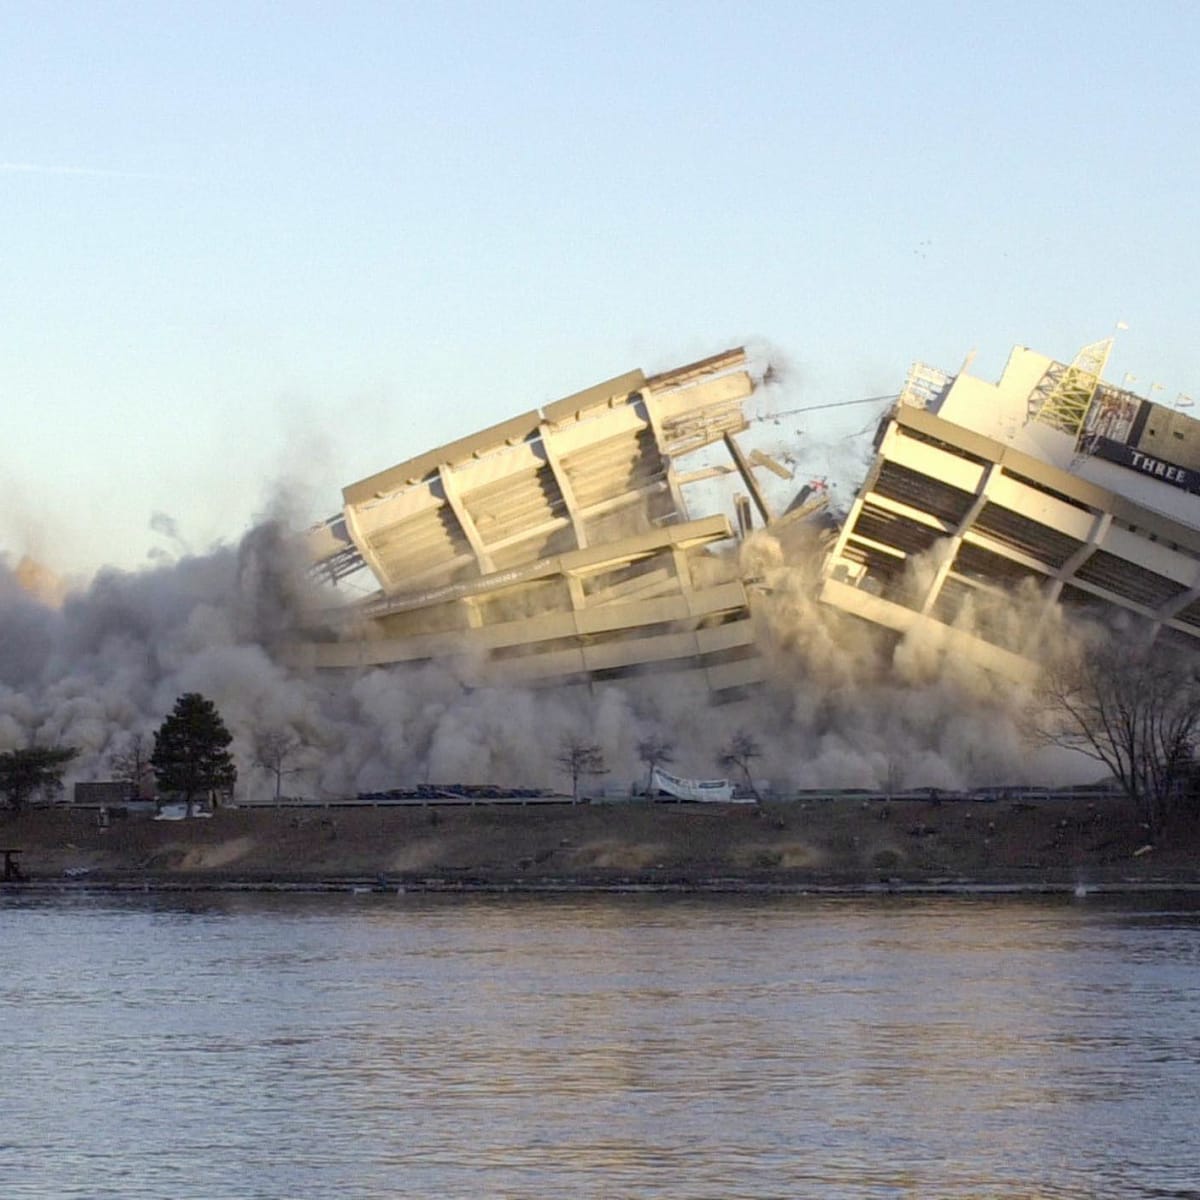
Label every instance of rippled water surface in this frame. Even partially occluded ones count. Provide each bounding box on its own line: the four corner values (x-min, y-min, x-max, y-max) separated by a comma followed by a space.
2, 890, 1199, 1198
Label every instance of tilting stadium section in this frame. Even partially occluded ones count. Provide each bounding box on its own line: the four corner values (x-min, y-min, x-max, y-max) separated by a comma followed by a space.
821, 339, 1200, 678
300, 349, 804, 692
302, 336, 1200, 690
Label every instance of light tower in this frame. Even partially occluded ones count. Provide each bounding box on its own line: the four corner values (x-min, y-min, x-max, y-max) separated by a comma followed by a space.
1030, 336, 1115, 436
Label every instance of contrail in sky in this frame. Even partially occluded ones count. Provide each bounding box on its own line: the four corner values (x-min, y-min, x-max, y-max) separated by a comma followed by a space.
1, 160, 170, 180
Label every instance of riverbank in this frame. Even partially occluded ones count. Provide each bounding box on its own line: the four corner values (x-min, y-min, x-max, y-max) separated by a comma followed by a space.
4, 791, 1199, 894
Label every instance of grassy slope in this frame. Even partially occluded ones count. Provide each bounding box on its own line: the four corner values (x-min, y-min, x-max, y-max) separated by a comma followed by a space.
4, 793, 1199, 890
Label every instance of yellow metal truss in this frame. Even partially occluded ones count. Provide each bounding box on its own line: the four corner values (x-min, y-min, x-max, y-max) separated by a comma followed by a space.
1032, 337, 1114, 436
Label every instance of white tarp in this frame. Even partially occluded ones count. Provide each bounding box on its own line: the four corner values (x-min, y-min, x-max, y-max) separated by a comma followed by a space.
651, 767, 737, 803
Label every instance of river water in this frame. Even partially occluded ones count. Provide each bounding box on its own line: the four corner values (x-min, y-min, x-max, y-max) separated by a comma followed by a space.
1, 890, 1198, 1199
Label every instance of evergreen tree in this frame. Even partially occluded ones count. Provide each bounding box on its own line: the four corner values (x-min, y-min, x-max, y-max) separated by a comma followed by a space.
0, 745, 78, 812
151, 693, 237, 814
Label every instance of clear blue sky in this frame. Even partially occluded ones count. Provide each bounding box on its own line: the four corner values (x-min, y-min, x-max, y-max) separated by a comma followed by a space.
3, 0, 1198, 578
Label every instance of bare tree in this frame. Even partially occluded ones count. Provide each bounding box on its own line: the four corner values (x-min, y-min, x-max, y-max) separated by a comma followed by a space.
109, 732, 152, 798
254, 730, 304, 802
555, 736, 607, 803
1032, 634, 1200, 836
717, 730, 763, 801
636, 735, 675, 795
882, 755, 905, 800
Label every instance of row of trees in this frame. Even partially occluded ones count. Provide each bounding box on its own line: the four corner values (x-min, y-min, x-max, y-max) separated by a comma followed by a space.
8, 631, 1200, 834
4, 701, 758, 812
0, 709, 786, 811
555, 730, 763, 802
559, 631, 1200, 829
108, 718, 305, 804
1, 692, 238, 815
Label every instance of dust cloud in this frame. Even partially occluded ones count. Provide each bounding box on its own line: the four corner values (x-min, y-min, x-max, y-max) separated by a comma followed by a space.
0, 507, 1080, 802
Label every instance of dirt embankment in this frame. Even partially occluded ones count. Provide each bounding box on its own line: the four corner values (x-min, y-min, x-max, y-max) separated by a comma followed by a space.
3, 794, 1198, 892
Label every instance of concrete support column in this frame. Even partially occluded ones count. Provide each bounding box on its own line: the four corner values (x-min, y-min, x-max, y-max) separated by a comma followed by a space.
1151, 559, 1200, 637
566, 574, 586, 611
824, 422, 900, 580
920, 462, 1000, 616
438, 465, 495, 574
539, 424, 588, 550
638, 391, 688, 521
724, 432, 774, 525
461, 596, 484, 628
1044, 510, 1111, 603
672, 546, 694, 591
341, 503, 391, 592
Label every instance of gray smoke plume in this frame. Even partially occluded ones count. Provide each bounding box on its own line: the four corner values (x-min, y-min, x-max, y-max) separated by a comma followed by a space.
0, 505, 1087, 803
148, 511, 192, 559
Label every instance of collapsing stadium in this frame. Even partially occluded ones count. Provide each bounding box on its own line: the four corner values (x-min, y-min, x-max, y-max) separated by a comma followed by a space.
302, 338, 1200, 690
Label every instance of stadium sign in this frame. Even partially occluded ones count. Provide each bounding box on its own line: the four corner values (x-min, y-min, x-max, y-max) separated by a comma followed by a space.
1086, 436, 1200, 495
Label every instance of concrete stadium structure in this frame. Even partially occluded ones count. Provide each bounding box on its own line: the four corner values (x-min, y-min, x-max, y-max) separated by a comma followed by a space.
301, 349, 810, 692
821, 340, 1200, 678
304, 336, 1200, 690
